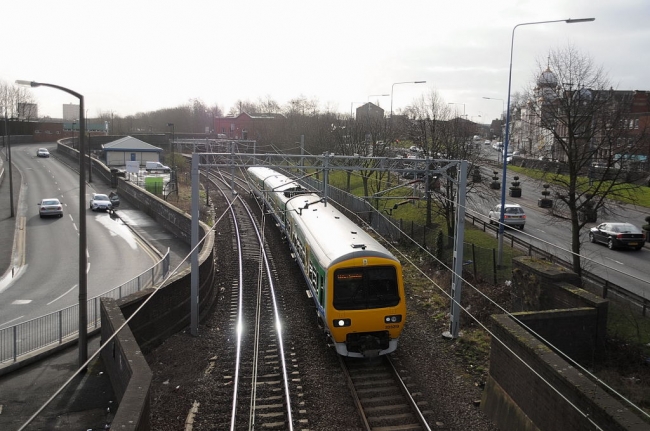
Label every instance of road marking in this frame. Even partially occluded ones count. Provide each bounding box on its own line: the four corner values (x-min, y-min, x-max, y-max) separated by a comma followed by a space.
0, 315, 25, 328
47, 284, 77, 306
604, 257, 624, 265
12, 300, 32, 305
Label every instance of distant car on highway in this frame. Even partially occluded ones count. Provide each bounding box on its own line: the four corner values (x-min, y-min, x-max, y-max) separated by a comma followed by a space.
89, 193, 112, 212
37, 148, 50, 158
38, 198, 63, 218
488, 203, 526, 230
589, 222, 645, 250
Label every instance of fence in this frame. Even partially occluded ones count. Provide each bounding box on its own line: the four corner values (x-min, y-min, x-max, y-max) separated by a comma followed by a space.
0, 249, 170, 366
304, 176, 650, 314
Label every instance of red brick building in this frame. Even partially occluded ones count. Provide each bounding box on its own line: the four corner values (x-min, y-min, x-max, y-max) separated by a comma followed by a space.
213, 112, 284, 140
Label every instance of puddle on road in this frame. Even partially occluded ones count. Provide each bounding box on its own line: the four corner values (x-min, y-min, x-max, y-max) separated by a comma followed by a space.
94, 214, 138, 250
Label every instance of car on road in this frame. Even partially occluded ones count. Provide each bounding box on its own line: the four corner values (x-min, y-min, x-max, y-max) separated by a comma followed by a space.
488, 203, 526, 229
89, 193, 112, 212
37, 148, 50, 158
38, 198, 63, 218
589, 222, 645, 250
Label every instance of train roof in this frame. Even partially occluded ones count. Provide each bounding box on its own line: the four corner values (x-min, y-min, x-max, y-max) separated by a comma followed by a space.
249, 166, 297, 190
285, 195, 398, 267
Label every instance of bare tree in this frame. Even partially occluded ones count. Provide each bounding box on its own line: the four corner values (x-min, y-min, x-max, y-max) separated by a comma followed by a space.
524, 45, 649, 275
408, 90, 490, 236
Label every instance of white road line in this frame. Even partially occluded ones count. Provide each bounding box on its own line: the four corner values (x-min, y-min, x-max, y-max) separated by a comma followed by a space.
47, 284, 78, 305
604, 257, 624, 265
0, 315, 25, 328
12, 300, 32, 304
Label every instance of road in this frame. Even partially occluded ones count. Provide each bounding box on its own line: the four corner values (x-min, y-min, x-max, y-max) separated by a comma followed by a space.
0, 143, 158, 329
470, 145, 650, 299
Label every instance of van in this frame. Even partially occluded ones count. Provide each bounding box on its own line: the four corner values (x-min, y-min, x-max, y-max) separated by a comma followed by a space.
145, 161, 171, 173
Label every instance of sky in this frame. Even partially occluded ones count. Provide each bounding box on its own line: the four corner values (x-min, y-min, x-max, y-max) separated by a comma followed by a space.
3, 0, 649, 124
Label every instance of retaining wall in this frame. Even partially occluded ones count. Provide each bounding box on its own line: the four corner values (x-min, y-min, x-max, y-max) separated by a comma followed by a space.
482, 257, 648, 430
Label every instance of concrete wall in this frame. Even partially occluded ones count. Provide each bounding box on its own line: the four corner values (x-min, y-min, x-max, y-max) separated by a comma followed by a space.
101, 298, 152, 431
482, 257, 648, 430
482, 314, 647, 431
58, 140, 217, 429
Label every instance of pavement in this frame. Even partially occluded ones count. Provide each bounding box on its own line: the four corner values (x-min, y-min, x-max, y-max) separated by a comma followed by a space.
0, 148, 191, 430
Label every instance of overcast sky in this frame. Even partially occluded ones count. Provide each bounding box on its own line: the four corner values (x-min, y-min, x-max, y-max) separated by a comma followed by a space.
4, 0, 649, 124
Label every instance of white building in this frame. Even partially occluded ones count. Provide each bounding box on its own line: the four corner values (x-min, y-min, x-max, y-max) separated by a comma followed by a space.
62, 103, 79, 121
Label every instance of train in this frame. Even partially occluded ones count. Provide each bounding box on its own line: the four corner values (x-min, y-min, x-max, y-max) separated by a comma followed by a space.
246, 166, 406, 358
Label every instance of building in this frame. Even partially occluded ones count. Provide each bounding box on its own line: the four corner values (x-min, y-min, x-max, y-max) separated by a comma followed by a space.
213, 112, 285, 141
63, 103, 79, 121
512, 66, 650, 167
356, 102, 384, 122
102, 136, 164, 167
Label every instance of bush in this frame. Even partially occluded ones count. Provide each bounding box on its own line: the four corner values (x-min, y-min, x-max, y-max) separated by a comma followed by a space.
643, 215, 650, 231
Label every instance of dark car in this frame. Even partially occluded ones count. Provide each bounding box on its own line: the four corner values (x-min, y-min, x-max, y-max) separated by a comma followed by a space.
589, 222, 645, 250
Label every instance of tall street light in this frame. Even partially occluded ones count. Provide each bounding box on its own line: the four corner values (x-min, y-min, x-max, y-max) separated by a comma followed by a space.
16, 79, 89, 367
483, 97, 506, 140
496, 17, 595, 267
448, 102, 466, 118
482, 96, 506, 121
167, 122, 175, 161
368, 93, 389, 103
390, 81, 426, 136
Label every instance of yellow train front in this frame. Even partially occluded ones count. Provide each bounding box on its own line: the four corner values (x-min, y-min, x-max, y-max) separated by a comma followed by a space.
283, 191, 406, 358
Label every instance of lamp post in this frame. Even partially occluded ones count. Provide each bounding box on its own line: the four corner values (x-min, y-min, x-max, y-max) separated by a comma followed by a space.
448, 102, 466, 118
482, 97, 505, 119
496, 17, 595, 267
368, 93, 389, 103
16, 79, 88, 367
167, 122, 175, 166
390, 81, 426, 136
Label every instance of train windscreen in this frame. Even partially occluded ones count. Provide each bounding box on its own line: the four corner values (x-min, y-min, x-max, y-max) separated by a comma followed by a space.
333, 266, 400, 310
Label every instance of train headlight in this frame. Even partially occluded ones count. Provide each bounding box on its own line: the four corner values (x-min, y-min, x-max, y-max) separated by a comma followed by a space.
333, 319, 351, 327
384, 315, 402, 323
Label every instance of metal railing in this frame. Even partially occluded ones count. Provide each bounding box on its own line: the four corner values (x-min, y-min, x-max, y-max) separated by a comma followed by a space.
0, 249, 170, 365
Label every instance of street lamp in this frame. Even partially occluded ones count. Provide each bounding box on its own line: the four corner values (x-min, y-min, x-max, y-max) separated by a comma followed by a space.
482, 96, 505, 120
167, 122, 175, 169
390, 81, 426, 135
16, 79, 89, 367
2, 106, 15, 218
448, 102, 466, 118
496, 17, 595, 267
368, 93, 389, 103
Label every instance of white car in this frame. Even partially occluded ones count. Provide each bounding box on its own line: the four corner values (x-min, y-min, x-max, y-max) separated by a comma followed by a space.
37, 148, 50, 158
89, 193, 112, 212
488, 203, 526, 230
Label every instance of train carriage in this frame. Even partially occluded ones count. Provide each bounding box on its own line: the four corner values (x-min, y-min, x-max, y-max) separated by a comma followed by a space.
247, 166, 307, 230
247, 167, 406, 357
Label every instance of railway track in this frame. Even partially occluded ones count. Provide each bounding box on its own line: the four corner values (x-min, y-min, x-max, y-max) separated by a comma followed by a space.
198, 170, 297, 430
341, 355, 432, 431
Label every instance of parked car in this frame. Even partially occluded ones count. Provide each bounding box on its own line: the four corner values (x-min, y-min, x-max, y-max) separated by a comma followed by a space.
38, 198, 63, 218
589, 222, 645, 250
89, 193, 112, 212
109, 192, 120, 210
488, 203, 526, 229
37, 148, 50, 158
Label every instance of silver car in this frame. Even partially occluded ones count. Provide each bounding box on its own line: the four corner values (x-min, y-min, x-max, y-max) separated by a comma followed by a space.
89, 193, 112, 212
39, 198, 63, 218
488, 203, 526, 230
